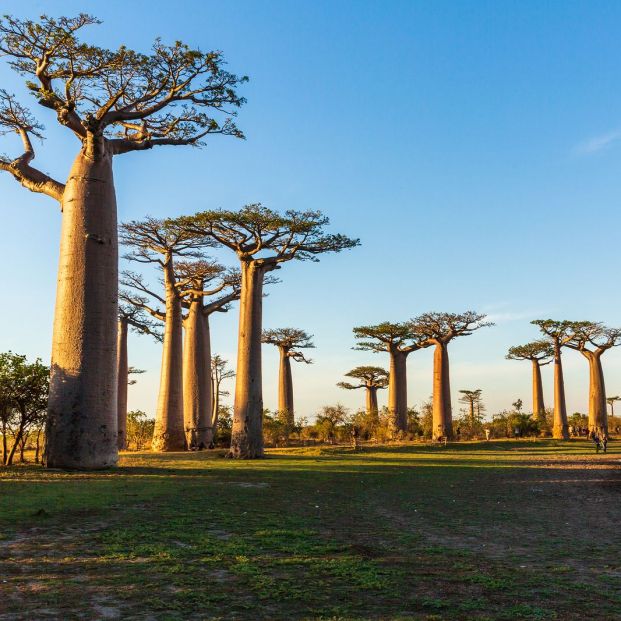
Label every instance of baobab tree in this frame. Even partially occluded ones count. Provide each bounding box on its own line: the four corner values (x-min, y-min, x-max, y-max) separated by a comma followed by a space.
175, 204, 359, 458
606, 395, 621, 418
117, 303, 162, 450
506, 341, 554, 423
177, 261, 240, 449
261, 328, 314, 429
352, 322, 429, 436
458, 389, 484, 430
531, 320, 576, 439
565, 322, 621, 436
411, 312, 492, 440
0, 15, 246, 468
337, 366, 389, 418
211, 355, 235, 446
120, 218, 208, 451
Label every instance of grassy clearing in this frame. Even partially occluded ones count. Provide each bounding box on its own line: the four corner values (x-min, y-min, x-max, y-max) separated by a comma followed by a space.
1, 440, 620, 620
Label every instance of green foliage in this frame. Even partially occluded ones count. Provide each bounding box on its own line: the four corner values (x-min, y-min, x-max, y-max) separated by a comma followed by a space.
0, 352, 49, 465
125, 410, 155, 450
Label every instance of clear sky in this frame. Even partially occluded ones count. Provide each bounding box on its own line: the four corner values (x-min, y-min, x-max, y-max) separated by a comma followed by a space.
1, 0, 621, 421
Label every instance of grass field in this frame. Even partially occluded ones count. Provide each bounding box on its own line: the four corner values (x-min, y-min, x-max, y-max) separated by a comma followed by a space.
1, 440, 620, 620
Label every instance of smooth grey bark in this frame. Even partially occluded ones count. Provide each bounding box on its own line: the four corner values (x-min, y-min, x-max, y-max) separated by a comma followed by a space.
182, 298, 213, 449
584, 351, 608, 435
117, 318, 129, 450
552, 346, 569, 439
432, 342, 453, 440
230, 261, 265, 458
44, 149, 118, 469
153, 259, 185, 451
531, 359, 545, 422
366, 386, 379, 417
388, 348, 408, 434
278, 347, 295, 427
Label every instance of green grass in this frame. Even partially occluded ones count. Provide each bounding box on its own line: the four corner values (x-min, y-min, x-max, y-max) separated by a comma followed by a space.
1, 439, 620, 620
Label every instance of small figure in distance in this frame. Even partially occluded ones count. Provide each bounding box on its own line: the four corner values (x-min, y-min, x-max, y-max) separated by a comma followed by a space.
602, 434, 608, 453
485, 428, 491, 441
593, 432, 601, 454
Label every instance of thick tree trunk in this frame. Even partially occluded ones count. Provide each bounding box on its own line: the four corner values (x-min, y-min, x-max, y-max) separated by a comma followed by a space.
117, 318, 129, 450
152, 261, 185, 451
388, 349, 408, 435
230, 260, 265, 458
44, 149, 118, 469
585, 351, 608, 436
552, 347, 569, 439
211, 378, 220, 447
278, 348, 295, 428
182, 299, 213, 449
469, 401, 475, 427
366, 386, 379, 417
432, 342, 453, 440
532, 360, 545, 422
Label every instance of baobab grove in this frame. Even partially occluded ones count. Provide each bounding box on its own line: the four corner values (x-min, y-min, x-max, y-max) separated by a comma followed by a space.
0, 14, 246, 468
175, 205, 359, 458
3, 5, 621, 618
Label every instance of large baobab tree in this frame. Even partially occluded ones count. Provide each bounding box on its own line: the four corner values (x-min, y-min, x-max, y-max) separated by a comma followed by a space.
352, 322, 429, 436
337, 366, 389, 418
117, 303, 162, 450
211, 355, 235, 445
565, 322, 621, 436
506, 340, 554, 423
411, 312, 492, 440
531, 320, 576, 439
261, 328, 314, 428
120, 218, 207, 451
0, 15, 245, 468
175, 204, 359, 458
177, 262, 240, 449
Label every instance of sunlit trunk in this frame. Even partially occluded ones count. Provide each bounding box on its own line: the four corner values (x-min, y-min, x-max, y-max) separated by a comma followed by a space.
388, 348, 408, 435
432, 342, 453, 439
230, 260, 265, 458
278, 348, 294, 428
552, 346, 569, 439
44, 147, 118, 469
117, 318, 129, 450
366, 386, 379, 417
532, 360, 545, 422
183, 299, 213, 449
152, 260, 185, 451
585, 351, 608, 436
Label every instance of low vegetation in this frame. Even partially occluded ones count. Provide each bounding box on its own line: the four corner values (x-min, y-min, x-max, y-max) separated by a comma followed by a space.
2, 441, 620, 620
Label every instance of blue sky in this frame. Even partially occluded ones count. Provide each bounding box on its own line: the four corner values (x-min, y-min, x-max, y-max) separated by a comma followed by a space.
1, 0, 621, 420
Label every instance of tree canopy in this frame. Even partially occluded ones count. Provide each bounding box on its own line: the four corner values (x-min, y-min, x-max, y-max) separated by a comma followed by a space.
352, 322, 427, 354
173, 204, 360, 269
411, 311, 492, 344
337, 366, 389, 390
506, 340, 554, 362
262, 328, 315, 363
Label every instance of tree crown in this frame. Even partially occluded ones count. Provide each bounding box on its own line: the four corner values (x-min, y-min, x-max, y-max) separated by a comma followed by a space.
564, 321, 621, 354
0, 14, 246, 152
506, 340, 554, 362
352, 321, 428, 354
337, 366, 389, 390
172, 204, 359, 267
410, 311, 492, 344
